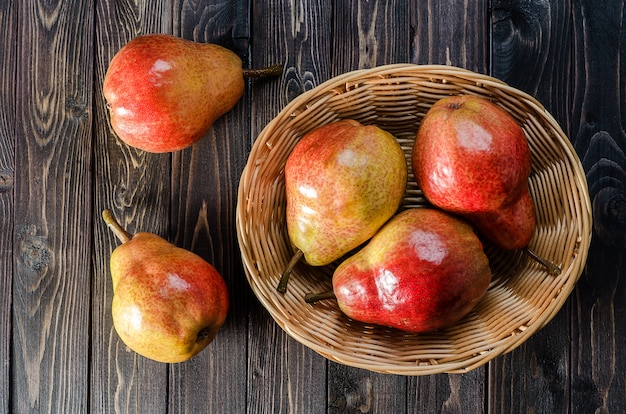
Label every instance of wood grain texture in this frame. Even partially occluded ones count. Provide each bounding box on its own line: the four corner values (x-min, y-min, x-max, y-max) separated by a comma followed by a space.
0, 0, 17, 412
407, 372, 484, 413
493, 0, 573, 127
326, 2, 412, 412
490, 336, 570, 413
91, 1, 173, 413
570, 0, 626, 412
407, 2, 489, 412
331, 0, 410, 73
489, 1, 573, 412
328, 365, 407, 414
12, 1, 93, 412
410, 0, 489, 73
247, 1, 332, 413
168, 1, 249, 413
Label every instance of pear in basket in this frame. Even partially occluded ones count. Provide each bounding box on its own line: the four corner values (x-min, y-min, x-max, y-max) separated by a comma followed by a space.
412, 95, 560, 274
306, 208, 492, 333
278, 120, 408, 293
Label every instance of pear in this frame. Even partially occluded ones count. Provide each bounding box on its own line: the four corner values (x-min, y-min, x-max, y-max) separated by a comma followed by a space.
412, 95, 533, 249
103, 34, 282, 153
102, 209, 229, 363
278, 120, 407, 293
306, 208, 492, 333
412, 95, 560, 275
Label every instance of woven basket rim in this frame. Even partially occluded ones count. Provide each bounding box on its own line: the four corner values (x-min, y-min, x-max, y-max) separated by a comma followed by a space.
236, 63, 592, 375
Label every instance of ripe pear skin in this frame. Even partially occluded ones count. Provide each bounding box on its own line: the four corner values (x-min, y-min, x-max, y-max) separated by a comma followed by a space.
104, 34, 251, 153
285, 119, 408, 267
103, 211, 229, 363
412, 95, 535, 250
332, 208, 491, 333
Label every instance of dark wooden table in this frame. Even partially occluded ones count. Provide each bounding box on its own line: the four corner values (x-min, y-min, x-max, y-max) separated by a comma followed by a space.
1, 1, 625, 413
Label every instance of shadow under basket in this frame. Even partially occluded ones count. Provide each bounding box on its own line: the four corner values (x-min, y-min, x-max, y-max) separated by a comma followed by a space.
236, 64, 592, 375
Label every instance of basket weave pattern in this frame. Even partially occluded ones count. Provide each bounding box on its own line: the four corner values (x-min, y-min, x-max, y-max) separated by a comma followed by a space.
236, 64, 592, 375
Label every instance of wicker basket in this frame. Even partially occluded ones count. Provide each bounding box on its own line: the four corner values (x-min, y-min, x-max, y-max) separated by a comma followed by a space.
236, 64, 592, 375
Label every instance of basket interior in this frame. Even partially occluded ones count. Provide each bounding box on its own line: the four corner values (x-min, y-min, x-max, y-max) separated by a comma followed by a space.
236, 64, 591, 375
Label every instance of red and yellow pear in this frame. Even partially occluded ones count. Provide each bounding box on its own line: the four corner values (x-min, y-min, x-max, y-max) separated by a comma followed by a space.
102, 209, 229, 363
412, 95, 534, 250
307, 208, 492, 333
279, 119, 407, 292
103, 34, 282, 153
411, 95, 560, 274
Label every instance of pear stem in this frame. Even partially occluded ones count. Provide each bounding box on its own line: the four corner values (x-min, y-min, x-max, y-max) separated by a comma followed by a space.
102, 209, 132, 244
523, 247, 561, 276
242, 63, 283, 79
305, 291, 336, 304
277, 249, 304, 294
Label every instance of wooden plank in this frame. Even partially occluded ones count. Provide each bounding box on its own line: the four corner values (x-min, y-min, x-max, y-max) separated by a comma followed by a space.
492, 0, 573, 124
410, 0, 489, 73
324, 1, 413, 411
407, 371, 485, 413
11, 1, 93, 412
331, 0, 410, 73
247, 0, 333, 412
0, 0, 17, 412
91, 1, 173, 413
489, 0, 574, 412
570, 0, 626, 411
167, 1, 250, 413
406, 1, 489, 411
328, 365, 407, 414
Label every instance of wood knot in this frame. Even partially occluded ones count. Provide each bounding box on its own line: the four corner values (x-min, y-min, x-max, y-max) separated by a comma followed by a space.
593, 187, 626, 245
66, 96, 89, 121
581, 130, 626, 245
0, 171, 13, 192
331, 376, 372, 412
18, 225, 51, 272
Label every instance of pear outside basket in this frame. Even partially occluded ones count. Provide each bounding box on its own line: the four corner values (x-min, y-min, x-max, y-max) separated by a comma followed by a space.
236, 64, 592, 375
